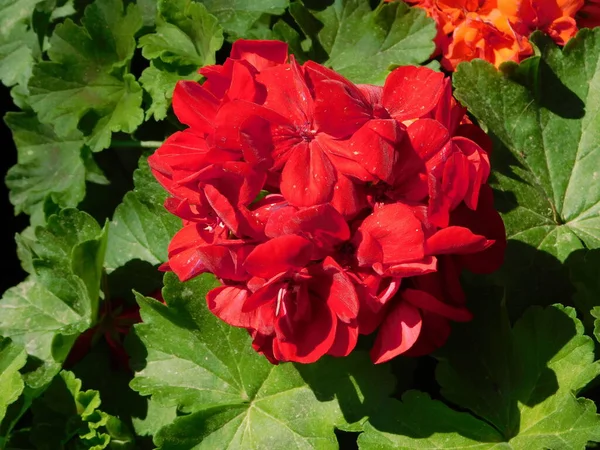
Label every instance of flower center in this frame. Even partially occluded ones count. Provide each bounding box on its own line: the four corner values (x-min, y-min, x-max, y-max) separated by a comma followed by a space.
297, 121, 316, 142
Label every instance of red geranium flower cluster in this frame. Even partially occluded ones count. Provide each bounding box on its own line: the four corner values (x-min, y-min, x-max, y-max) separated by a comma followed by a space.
149, 40, 506, 364
388, 0, 600, 70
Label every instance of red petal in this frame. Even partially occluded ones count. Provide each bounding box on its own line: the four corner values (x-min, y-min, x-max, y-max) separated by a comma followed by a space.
213, 100, 287, 155
382, 256, 438, 277
356, 203, 425, 267
402, 288, 472, 322
244, 235, 313, 279
330, 119, 402, 183
311, 78, 372, 137
357, 84, 386, 117
243, 275, 284, 312
172, 81, 219, 134
382, 66, 446, 122
207, 285, 257, 329
167, 225, 207, 281
230, 39, 288, 70
318, 257, 359, 322
407, 118, 450, 162
257, 59, 313, 124
280, 141, 337, 207
453, 137, 491, 210
273, 303, 337, 363
330, 172, 369, 219
402, 310, 451, 357
327, 321, 359, 357
196, 244, 252, 282
266, 204, 350, 254
370, 301, 422, 364
451, 185, 506, 274
426, 226, 492, 255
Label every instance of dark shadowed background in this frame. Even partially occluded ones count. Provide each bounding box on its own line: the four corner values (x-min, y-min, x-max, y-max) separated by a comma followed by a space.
1, 86, 27, 296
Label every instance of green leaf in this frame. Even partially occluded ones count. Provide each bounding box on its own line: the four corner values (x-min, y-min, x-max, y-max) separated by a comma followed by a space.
140, 0, 223, 68
4, 112, 86, 220
271, 19, 310, 64
139, 63, 197, 121
131, 398, 178, 438
28, 0, 144, 152
30, 370, 135, 449
130, 272, 395, 448
293, 0, 436, 84
0, 0, 42, 35
105, 155, 180, 273
137, 0, 157, 27
592, 307, 600, 345
0, 209, 107, 389
199, 0, 289, 39
0, 337, 27, 423
0, 21, 40, 88
359, 392, 506, 449
453, 30, 600, 313
138, 0, 224, 120
359, 303, 600, 448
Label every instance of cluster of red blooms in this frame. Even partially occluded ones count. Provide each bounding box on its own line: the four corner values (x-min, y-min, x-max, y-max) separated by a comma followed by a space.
149, 40, 506, 364
389, 0, 600, 69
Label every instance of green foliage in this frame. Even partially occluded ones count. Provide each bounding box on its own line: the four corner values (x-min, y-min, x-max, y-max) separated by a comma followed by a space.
130, 272, 396, 448
28, 0, 144, 152
0, 337, 27, 423
30, 370, 135, 449
359, 304, 600, 448
290, 0, 437, 84
0, 209, 107, 389
105, 155, 180, 272
454, 29, 600, 317
2, 1, 600, 448
199, 0, 290, 39
4, 112, 88, 222
139, 0, 224, 120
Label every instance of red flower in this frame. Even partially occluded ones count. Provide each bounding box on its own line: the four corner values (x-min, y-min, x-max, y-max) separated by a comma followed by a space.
150, 40, 506, 364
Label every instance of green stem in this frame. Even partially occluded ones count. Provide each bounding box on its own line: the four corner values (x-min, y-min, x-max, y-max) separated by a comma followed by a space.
111, 139, 163, 149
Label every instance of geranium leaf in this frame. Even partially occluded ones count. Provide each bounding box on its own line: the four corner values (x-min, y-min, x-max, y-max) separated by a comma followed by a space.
4, 112, 86, 222
0, 21, 40, 88
140, 0, 223, 69
129, 272, 395, 448
453, 29, 600, 315
30, 370, 135, 449
28, 0, 144, 152
359, 303, 600, 448
105, 155, 180, 273
131, 398, 178, 438
358, 392, 506, 449
0, 337, 27, 423
198, 0, 289, 39
139, 64, 197, 121
138, 0, 224, 120
292, 0, 436, 84
0, 209, 107, 389
0, 0, 39, 29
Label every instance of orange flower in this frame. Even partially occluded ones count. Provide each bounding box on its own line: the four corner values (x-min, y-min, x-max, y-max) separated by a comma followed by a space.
442, 10, 533, 69
501, 0, 581, 44
436, 0, 498, 33
388, 0, 596, 69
